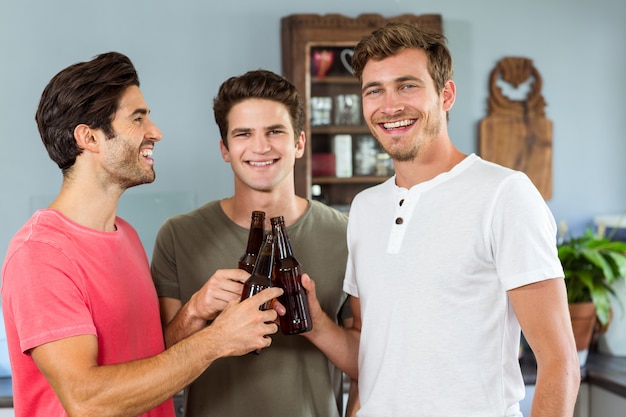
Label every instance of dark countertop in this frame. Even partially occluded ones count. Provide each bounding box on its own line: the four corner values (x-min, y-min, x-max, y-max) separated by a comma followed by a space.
520, 349, 626, 397
0, 351, 624, 408
520, 353, 538, 385
0, 378, 11, 408
584, 351, 626, 397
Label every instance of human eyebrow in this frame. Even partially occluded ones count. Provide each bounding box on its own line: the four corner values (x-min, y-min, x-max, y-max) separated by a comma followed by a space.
362, 75, 424, 93
130, 108, 149, 118
266, 124, 289, 132
230, 127, 253, 136
361, 81, 382, 93
396, 75, 421, 84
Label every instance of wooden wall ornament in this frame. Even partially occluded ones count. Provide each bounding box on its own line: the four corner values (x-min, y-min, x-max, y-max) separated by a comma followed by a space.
479, 57, 553, 200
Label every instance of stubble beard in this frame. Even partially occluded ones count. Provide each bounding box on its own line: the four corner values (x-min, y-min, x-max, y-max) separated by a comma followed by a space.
375, 111, 443, 163
105, 137, 156, 190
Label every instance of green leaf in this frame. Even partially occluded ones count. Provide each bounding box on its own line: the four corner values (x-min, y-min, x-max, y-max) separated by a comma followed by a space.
558, 225, 626, 327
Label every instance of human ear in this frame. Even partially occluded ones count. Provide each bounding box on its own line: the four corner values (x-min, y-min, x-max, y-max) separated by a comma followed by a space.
294, 131, 306, 159
73, 124, 98, 152
219, 139, 231, 162
442, 80, 456, 112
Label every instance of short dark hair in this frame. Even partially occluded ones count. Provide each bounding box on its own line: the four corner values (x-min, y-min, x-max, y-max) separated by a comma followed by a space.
352, 22, 453, 94
213, 69, 304, 149
35, 52, 140, 171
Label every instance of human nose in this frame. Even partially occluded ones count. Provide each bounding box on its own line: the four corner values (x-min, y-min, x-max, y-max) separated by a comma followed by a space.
146, 118, 162, 143
250, 134, 271, 153
380, 90, 404, 116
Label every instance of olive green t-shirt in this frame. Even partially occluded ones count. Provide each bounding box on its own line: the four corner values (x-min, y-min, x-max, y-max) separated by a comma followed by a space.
151, 200, 349, 417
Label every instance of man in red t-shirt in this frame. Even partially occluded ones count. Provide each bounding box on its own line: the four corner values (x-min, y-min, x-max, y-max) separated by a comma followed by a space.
1, 52, 283, 417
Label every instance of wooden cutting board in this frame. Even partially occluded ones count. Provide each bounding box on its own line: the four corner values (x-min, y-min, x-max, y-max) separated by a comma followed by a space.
479, 57, 552, 200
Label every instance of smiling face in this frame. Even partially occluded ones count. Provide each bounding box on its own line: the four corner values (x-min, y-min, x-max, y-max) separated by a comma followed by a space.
361, 48, 454, 162
220, 98, 305, 193
99, 85, 162, 189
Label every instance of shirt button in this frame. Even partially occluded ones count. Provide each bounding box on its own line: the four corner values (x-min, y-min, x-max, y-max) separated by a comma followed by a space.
399, 199, 404, 206
395, 217, 404, 225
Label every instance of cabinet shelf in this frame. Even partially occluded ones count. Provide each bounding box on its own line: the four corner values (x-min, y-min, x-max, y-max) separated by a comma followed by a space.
313, 176, 390, 184
311, 125, 371, 135
312, 76, 359, 85
281, 13, 442, 207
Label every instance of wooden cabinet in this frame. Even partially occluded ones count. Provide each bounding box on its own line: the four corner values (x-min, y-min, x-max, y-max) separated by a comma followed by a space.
281, 13, 442, 211
590, 385, 626, 417
573, 382, 590, 417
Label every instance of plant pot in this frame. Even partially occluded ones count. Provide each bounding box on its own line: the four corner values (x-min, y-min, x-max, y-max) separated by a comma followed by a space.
569, 302, 597, 366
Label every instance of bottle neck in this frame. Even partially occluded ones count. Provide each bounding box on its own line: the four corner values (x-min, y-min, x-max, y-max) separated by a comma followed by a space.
272, 222, 294, 260
245, 213, 266, 252
251, 235, 275, 278
245, 224, 264, 252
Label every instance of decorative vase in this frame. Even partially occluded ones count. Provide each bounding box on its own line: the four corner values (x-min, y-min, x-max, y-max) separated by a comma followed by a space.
312, 50, 334, 77
569, 302, 597, 366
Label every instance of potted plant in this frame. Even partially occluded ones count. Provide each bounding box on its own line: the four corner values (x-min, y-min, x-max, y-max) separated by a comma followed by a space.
557, 223, 626, 363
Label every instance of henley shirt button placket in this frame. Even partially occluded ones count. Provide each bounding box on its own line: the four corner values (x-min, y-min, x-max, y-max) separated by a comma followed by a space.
387, 194, 410, 253
396, 198, 406, 225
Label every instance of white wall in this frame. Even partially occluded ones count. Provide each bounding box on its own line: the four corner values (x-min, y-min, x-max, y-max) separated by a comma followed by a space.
1, 0, 625, 376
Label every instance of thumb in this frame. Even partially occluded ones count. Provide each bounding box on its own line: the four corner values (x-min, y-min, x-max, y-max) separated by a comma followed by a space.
301, 274, 320, 307
301, 273, 315, 293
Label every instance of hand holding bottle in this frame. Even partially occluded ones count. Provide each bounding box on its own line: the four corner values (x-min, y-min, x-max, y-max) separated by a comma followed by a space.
271, 216, 313, 335
188, 269, 248, 321
208, 286, 284, 356
299, 273, 326, 327
241, 234, 275, 307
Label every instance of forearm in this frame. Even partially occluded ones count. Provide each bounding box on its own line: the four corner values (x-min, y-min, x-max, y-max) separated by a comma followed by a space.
37, 288, 281, 417
531, 356, 581, 416
345, 378, 360, 417
300, 275, 360, 378
47, 329, 227, 417
163, 295, 208, 348
304, 311, 359, 379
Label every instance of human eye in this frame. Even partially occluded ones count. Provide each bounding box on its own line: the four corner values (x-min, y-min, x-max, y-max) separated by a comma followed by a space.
268, 129, 285, 136
266, 125, 289, 136
400, 83, 417, 91
132, 109, 149, 123
363, 88, 381, 97
232, 130, 251, 138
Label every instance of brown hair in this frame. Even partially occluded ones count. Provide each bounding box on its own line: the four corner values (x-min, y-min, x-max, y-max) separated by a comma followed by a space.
352, 22, 453, 93
35, 52, 140, 171
213, 69, 305, 148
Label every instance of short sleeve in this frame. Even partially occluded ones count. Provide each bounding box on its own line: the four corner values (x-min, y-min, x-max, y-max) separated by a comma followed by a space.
3, 241, 96, 353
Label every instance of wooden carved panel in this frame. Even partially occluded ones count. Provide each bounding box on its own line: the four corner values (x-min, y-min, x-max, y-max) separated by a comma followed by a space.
479, 57, 553, 200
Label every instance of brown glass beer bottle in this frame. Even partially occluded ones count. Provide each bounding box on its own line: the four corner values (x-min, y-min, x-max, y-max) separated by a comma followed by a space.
270, 216, 313, 335
240, 233, 275, 310
238, 210, 266, 273
241, 233, 275, 354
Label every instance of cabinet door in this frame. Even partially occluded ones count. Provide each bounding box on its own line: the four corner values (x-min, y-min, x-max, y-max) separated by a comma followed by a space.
309, 43, 393, 211
590, 385, 626, 416
281, 13, 442, 211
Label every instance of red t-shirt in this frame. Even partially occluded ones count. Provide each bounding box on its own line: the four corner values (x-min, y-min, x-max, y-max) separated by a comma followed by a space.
2, 210, 174, 416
